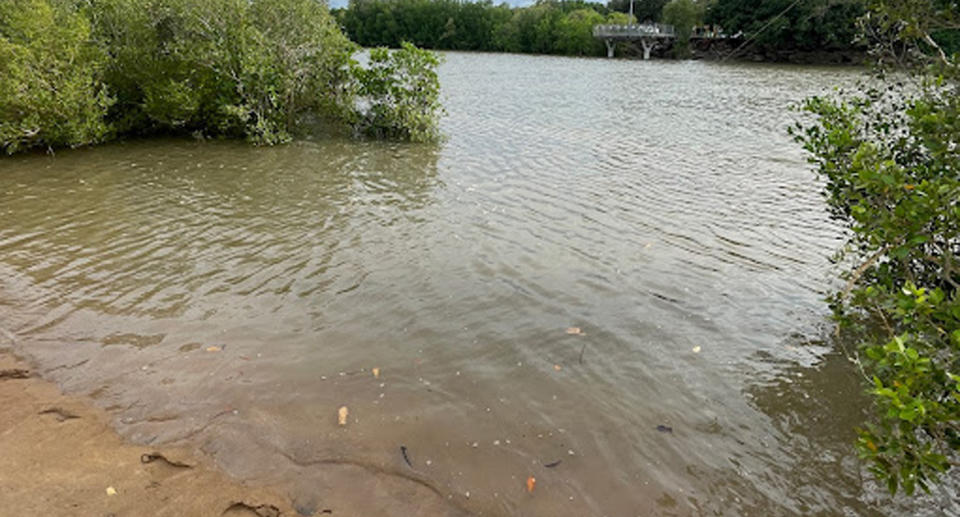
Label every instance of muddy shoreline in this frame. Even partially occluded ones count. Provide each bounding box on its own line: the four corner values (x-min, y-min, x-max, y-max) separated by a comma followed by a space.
0, 352, 299, 516
0, 346, 473, 517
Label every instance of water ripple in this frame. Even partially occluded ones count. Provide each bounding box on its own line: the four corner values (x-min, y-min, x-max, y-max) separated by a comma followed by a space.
2, 54, 937, 516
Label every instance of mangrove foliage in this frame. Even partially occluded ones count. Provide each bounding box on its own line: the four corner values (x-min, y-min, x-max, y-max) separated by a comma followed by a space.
794, 0, 960, 496
0, 0, 443, 154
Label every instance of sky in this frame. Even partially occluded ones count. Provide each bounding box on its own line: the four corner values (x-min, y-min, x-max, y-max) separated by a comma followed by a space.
328, 0, 536, 9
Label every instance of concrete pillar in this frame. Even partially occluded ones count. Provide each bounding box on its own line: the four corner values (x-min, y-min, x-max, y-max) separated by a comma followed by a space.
605, 39, 616, 58
640, 38, 657, 60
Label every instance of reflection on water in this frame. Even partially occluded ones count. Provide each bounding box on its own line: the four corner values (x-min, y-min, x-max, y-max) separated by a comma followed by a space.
0, 53, 946, 515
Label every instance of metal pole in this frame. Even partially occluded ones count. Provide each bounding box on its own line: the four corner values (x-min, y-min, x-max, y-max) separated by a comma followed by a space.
629, 0, 634, 19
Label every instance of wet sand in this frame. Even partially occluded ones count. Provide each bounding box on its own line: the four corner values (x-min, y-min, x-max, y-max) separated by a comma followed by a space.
0, 351, 297, 517
0, 350, 475, 517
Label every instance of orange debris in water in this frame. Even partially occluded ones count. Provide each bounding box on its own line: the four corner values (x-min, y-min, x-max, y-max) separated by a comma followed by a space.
526, 476, 536, 493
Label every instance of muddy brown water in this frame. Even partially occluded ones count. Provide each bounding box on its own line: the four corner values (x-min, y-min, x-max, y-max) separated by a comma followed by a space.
0, 53, 953, 516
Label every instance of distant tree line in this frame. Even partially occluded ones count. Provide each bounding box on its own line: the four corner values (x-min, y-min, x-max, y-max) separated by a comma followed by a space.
335, 0, 633, 57
705, 0, 865, 54
335, 0, 881, 59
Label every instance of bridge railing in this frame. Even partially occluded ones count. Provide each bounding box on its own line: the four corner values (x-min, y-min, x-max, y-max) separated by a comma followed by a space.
593, 24, 675, 38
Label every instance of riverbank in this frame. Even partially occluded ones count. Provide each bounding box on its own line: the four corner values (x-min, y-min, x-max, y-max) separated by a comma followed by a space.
583, 38, 866, 65
682, 38, 867, 64
0, 345, 475, 517
0, 352, 297, 516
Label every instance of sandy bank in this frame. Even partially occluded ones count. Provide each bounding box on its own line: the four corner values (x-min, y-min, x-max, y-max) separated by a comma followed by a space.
0, 352, 298, 517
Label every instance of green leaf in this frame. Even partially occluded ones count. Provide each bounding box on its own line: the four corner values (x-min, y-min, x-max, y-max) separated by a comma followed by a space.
899, 407, 917, 422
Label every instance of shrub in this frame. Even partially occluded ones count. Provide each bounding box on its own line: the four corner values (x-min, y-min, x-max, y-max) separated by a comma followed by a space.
793, 0, 959, 496
0, 0, 112, 154
0, 0, 443, 153
351, 42, 443, 142
89, 0, 357, 144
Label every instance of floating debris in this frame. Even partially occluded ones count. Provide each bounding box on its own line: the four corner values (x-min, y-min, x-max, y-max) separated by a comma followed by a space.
205, 346, 222, 353
400, 445, 412, 467
338, 406, 349, 426
692, 346, 701, 353
106, 486, 118, 496
543, 460, 562, 468
526, 476, 536, 493
656, 424, 673, 434
372, 367, 380, 378
565, 327, 584, 336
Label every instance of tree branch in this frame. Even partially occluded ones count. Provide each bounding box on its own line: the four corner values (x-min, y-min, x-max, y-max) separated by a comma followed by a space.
843, 244, 894, 300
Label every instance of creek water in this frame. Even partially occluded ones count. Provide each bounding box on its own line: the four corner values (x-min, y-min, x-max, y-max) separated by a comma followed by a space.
0, 53, 949, 516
